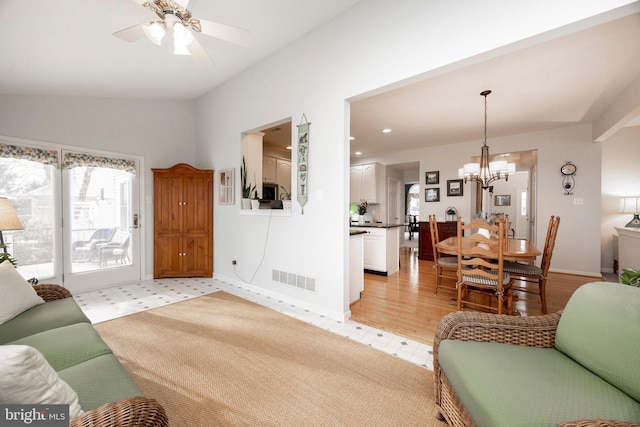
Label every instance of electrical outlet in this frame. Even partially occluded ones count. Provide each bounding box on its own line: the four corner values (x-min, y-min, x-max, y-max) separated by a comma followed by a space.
232, 258, 237, 265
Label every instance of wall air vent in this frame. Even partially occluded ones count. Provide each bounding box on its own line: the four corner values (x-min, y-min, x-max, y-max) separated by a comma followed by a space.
272, 269, 316, 293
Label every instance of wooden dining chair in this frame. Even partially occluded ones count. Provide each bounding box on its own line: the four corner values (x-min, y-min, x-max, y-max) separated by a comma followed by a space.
429, 215, 457, 294
456, 217, 514, 315
503, 215, 560, 314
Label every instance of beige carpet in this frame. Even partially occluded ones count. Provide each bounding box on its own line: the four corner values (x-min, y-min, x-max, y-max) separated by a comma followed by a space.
94, 292, 447, 426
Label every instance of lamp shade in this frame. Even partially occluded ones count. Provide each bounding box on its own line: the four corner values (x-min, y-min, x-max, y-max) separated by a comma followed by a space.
620, 196, 640, 214
0, 198, 23, 231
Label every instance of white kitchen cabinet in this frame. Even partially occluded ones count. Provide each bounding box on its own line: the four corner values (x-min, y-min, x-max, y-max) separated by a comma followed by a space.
276, 159, 292, 195
350, 162, 383, 203
263, 156, 277, 182
355, 226, 400, 275
350, 166, 363, 203
263, 156, 291, 196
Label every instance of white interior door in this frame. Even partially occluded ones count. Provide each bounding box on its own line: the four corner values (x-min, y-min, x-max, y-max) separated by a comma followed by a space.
388, 177, 402, 225
62, 152, 141, 292
515, 187, 529, 239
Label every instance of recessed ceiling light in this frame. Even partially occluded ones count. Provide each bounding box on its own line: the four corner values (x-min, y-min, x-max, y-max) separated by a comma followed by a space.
355, 151, 362, 156
382, 128, 392, 134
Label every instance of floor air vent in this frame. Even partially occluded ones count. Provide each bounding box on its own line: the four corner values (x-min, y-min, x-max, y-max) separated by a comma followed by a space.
272, 269, 316, 293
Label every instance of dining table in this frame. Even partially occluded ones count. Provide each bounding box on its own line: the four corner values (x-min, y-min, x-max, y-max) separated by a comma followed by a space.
436, 236, 541, 262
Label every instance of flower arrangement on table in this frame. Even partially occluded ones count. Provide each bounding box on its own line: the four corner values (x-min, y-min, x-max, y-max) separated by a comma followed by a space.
358, 199, 368, 215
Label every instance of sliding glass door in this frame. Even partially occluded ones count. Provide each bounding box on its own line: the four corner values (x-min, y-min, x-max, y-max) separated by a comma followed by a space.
0, 140, 142, 292
62, 151, 141, 292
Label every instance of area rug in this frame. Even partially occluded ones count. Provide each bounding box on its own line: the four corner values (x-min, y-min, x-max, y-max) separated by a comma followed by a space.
94, 292, 447, 426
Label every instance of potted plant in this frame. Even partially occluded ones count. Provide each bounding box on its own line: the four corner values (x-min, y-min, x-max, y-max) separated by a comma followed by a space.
0, 244, 17, 266
280, 186, 292, 210
620, 268, 640, 287
250, 187, 260, 210
240, 156, 255, 209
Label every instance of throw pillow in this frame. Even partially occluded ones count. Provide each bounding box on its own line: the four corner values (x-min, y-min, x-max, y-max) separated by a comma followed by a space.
0, 260, 45, 325
0, 345, 84, 418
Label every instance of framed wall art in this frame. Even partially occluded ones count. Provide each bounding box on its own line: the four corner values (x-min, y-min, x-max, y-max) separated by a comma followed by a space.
447, 179, 463, 197
494, 195, 511, 206
218, 168, 234, 205
425, 188, 440, 202
425, 171, 439, 185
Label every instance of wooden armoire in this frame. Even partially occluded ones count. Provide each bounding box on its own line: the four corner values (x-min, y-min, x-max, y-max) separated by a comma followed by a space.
152, 163, 213, 278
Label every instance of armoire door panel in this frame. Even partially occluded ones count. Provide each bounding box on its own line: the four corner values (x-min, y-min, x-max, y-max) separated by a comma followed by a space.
154, 235, 183, 277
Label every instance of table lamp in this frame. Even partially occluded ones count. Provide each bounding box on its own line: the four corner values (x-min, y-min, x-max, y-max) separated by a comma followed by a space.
0, 197, 24, 254
621, 196, 640, 228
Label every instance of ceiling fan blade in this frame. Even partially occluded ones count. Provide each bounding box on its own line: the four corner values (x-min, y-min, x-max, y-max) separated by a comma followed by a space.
113, 22, 148, 42
198, 19, 251, 47
188, 37, 215, 68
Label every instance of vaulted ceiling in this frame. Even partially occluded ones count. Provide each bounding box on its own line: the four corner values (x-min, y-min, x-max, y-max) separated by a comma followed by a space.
1, 1, 638, 162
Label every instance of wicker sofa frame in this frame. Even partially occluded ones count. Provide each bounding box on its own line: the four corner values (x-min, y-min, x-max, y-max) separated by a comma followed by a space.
433, 310, 638, 427
32, 284, 168, 427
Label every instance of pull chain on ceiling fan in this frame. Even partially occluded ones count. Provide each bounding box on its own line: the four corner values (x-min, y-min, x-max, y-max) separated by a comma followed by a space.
113, 0, 251, 68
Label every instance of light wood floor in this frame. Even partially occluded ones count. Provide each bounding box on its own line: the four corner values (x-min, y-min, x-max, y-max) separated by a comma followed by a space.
349, 246, 603, 346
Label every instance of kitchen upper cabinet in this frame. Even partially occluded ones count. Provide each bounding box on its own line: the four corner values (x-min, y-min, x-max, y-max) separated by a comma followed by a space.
153, 164, 213, 279
350, 162, 383, 203
263, 156, 291, 193
263, 156, 277, 182
276, 159, 292, 195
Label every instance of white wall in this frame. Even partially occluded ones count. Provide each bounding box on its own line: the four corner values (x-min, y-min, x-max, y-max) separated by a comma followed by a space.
0, 94, 197, 277
195, 0, 632, 320
601, 126, 640, 272
360, 124, 603, 276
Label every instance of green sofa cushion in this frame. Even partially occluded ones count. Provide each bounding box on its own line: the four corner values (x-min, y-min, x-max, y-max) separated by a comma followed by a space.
555, 281, 640, 402
58, 354, 142, 412
0, 297, 90, 344
438, 340, 640, 427
9, 323, 113, 371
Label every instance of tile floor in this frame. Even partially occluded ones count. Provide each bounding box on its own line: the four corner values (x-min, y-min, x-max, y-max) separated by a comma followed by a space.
74, 277, 434, 370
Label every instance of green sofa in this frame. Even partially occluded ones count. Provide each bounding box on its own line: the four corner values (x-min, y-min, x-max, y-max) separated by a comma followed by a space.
0, 284, 167, 427
434, 281, 640, 427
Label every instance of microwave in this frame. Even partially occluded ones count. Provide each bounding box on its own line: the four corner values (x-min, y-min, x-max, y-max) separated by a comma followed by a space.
262, 183, 278, 200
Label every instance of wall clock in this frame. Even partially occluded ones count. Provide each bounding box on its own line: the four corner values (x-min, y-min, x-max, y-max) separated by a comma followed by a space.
561, 161, 577, 176
561, 161, 576, 195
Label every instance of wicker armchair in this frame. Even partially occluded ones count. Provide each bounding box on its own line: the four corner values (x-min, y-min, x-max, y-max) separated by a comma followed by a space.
433, 310, 639, 427
32, 284, 169, 427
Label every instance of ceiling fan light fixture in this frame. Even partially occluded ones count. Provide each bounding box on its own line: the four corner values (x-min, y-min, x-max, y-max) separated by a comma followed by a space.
173, 22, 194, 55
142, 21, 166, 46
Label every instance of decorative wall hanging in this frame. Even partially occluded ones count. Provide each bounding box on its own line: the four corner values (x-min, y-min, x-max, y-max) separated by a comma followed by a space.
494, 195, 511, 206
447, 179, 463, 197
218, 169, 234, 205
426, 171, 439, 185
425, 188, 440, 202
560, 161, 576, 195
296, 114, 310, 214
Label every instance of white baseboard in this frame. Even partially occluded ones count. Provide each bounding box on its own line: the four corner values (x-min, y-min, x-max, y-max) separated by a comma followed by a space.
213, 272, 351, 323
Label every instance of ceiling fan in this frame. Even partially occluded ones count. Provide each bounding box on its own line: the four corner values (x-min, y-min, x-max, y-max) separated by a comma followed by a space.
113, 0, 251, 68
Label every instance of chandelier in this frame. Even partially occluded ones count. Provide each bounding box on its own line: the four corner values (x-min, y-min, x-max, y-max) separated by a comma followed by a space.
458, 90, 515, 189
